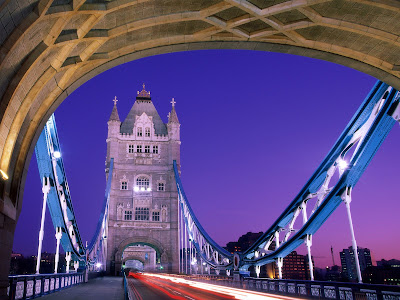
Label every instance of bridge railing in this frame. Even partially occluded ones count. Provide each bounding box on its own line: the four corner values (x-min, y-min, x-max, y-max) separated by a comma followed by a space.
187, 275, 400, 300
7, 272, 84, 300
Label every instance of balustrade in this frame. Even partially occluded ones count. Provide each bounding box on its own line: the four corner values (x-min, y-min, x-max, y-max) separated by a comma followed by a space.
7, 272, 84, 300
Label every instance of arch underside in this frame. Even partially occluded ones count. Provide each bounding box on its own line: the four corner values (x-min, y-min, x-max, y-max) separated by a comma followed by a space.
123, 257, 145, 265
1, 0, 400, 219
114, 236, 171, 264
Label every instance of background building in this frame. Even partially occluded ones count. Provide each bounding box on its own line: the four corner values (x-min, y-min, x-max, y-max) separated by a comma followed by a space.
9, 252, 66, 275
340, 246, 373, 281
225, 232, 315, 279
363, 259, 400, 285
274, 251, 314, 280
225, 232, 263, 254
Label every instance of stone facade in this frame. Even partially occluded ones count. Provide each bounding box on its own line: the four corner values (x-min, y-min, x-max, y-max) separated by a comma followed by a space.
105, 86, 180, 275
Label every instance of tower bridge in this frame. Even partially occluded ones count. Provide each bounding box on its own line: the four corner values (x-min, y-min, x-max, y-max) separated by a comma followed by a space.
5, 80, 400, 299
2, 1, 400, 299
105, 86, 180, 275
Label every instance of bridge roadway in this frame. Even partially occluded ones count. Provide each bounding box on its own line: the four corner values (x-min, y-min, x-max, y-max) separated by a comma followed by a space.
127, 273, 300, 300
36, 273, 300, 300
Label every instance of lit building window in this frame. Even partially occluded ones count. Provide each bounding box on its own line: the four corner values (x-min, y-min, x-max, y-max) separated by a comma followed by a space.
153, 145, 158, 154
157, 182, 165, 191
128, 144, 134, 153
152, 211, 160, 222
136, 145, 142, 153
145, 128, 150, 137
145, 145, 150, 153
137, 127, 143, 137
124, 210, 132, 221
121, 181, 128, 190
135, 177, 150, 191
135, 207, 149, 220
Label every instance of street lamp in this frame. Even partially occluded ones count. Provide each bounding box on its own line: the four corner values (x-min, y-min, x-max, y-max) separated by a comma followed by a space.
338, 159, 348, 169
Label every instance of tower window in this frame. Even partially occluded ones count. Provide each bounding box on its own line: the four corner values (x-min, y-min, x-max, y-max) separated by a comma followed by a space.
137, 127, 143, 137
128, 144, 134, 153
121, 181, 128, 190
136, 177, 150, 191
145, 128, 150, 137
136, 145, 142, 153
152, 211, 160, 222
157, 182, 165, 191
145, 145, 150, 153
124, 210, 132, 221
153, 145, 158, 154
135, 207, 149, 221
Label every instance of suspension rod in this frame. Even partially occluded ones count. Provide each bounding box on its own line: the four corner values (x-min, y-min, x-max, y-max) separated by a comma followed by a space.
178, 197, 181, 274
342, 187, 362, 283
36, 177, 50, 274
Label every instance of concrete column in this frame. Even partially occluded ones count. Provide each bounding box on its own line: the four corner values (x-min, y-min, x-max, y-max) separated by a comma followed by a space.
54, 227, 62, 273
74, 261, 79, 272
66, 252, 71, 273
277, 257, 283, 279
36, 177, 50, 274
345, 201, 363, 283
342, 187, 362, 283
255, 265, 261, 278
305, 235, 314, 281
0, 212, 17, 300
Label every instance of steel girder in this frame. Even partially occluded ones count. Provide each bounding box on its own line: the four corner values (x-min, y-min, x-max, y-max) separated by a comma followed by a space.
35, 115, 114, 269
174, 161, 233, 270
174, 81, 400, 272
240, 81, 399, 269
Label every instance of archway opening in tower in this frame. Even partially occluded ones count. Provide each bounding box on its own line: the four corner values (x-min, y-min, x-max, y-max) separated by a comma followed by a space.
122, 244, 159, 272
124, 259, 144, 272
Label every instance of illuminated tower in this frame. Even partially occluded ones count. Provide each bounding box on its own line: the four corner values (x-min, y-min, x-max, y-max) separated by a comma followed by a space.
105, 84, 180, 274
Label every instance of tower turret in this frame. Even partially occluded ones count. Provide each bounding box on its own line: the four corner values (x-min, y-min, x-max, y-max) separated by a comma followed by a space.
106, 96, 121, 167
167, 98, 180, 139
167, 98, 181, 167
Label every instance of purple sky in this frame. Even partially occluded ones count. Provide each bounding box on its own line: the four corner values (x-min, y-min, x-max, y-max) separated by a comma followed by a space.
13, 50, 400, 268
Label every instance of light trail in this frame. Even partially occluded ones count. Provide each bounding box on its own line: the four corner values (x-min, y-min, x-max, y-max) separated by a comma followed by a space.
142, 273, 300, 300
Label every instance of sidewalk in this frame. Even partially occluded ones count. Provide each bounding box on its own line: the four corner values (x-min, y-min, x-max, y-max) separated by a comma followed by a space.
40, 276, 124, 300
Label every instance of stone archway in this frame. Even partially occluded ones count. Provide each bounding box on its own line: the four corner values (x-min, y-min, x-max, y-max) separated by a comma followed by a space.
111, 236, 172, 275
2, 0, 400, 297
122, 256, 145, 265
122, 256, 145, 272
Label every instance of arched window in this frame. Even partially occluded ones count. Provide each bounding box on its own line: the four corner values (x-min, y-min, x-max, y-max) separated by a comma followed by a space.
135, 176, 150, 191
137, 127, 143, 137
145, 127, 150, 137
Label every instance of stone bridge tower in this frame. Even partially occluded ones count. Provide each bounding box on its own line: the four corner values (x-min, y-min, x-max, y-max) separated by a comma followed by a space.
105, 85, 180, 275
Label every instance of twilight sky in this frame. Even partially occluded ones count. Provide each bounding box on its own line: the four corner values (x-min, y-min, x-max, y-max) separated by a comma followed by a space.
13, 50, 400, 268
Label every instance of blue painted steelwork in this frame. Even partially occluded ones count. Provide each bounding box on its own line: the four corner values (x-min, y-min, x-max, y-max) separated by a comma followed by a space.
174, 161, 233, 269
34, 80, 399, 274
35, 115, 114, 268
35, 115, 85, 261
87, 158, 114, 267
173, 81, 399, 271
241, 81, 399, 267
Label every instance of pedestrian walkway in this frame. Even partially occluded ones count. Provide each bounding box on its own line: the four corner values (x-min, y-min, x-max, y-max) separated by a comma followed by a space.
40, 276, 124, 300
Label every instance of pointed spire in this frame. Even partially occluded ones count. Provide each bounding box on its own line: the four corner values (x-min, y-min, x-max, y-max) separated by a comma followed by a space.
136, 83, 151, 100
109, 96, 120, 122
168, 98, 179, 124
